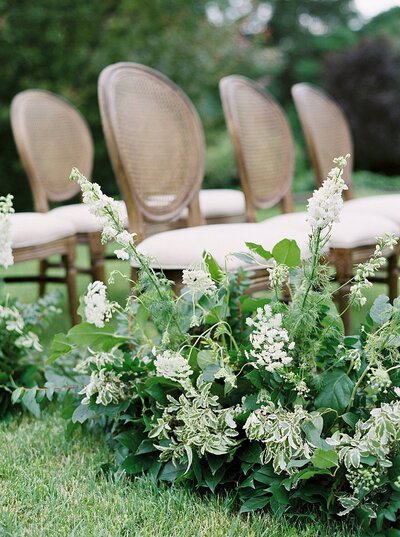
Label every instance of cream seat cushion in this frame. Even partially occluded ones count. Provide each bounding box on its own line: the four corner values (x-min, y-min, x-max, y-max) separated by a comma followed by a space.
134, 221, 309, 271
11, 213, 76, 248
343, 195, 400, 226
50, 201, 128, 233
198, 189, 245, 218
259, 211, 399, 249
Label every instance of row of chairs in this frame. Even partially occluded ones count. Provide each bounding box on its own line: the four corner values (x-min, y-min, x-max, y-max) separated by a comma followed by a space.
5, 62, 400, 331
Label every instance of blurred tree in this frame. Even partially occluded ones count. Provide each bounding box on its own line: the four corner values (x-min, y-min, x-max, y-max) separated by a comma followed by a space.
324, 37, 400, 174
0, 0, 267, 208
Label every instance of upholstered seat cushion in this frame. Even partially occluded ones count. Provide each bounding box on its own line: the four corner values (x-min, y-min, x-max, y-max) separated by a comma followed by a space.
50, 201, 128, 233
198, 189, 245, 218
259, 211, 399, 249
11, 213, 76, 248
343, 195, 400, 226
134, 221, 309, 270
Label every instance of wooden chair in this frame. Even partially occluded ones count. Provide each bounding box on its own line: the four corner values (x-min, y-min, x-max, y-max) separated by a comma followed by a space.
3, 212, 78, 324
10, 90, 122, 285
219, 75, 399, 330
98, 62, 245, 245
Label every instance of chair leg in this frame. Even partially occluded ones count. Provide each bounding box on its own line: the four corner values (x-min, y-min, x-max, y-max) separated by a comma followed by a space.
388, 252, 399, 302
332, 249, 353, 335
62, 238, 79, 325
39, 259, 48, 296
88, 231, 105, 282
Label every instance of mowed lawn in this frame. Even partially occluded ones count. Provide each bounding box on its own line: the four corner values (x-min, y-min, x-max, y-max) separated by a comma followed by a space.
1, 178, 398, 536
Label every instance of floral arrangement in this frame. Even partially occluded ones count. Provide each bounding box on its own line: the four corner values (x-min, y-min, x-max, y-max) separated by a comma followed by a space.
0, 195, 60, 418
44, 156, 400, 536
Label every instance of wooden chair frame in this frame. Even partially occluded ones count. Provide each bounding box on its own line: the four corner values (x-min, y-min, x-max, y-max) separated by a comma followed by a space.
219, 75, 398, 331
11, 89, 105, 284
98, 62, 205, 243
4, 235, 78, 324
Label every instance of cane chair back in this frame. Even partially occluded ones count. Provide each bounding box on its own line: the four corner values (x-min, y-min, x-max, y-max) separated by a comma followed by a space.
219, 75, 294, 222
11, 90, 94, 213
291, 83, 353, 198
98, 62, 205, 239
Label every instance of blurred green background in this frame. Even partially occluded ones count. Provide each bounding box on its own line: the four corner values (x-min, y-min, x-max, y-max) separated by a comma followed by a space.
0, 0, 400, 210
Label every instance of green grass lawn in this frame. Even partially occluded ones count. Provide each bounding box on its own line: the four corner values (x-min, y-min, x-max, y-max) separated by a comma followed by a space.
0, 410, 362, 537
0, 181, 398, 536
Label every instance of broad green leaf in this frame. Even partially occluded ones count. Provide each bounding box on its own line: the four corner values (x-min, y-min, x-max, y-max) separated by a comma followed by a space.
66, 323, 130, 351
245, 242, 273, 262
239, 296, 270, 314
11, 387, 23, 404
203, 363, 221, 382
240, 496, 269, 513
71, 404, 96, 424
203, 251, 224, 281
197, 350, 218, 370
370, 294, 393, 325
315, 371, 354, 414
272, 239, 301, 268
311, 449, 339, 469
21, 388, 40, 418
159, 461, 186, 482
47, 333, 74, 363
239, 443, 262, 464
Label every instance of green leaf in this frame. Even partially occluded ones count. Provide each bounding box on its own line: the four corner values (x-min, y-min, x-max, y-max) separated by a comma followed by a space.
370, 294, 393, 325
203, 364, 221, 382
271, 239, 301, 268
239, 443, 262, 464
203, 465, 225, 492
245, 242, 273, 262
21, 388, 40, 418
71, 404, 97, 424
342, 412, 359, 428
197, 350, 218, 370
159, 461, 186, 482
11, 387, 23, 404
311, 449, 338, 469
240, 496, 269, 513
239, 296, 270, 314
66, 323, 130, 351
47, 333, 74, 364
315, 371, 354, 414
203, 252, 224, 281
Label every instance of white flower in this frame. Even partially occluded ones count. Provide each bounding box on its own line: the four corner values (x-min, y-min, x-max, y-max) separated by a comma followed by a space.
114, 249, 130, 261
182, 267, 217, 296
268, 261, 289, 289
0, 305, 24, 333
0, 194, 15, 269
306, 155, 349, 230
75, 348, 122, 373
154, 349, 193, 381
394, 387, 400, 398
245, 305, 294, 372
83, 281, 115, 328
70, 168, 136, 260
15, 331, 42, 352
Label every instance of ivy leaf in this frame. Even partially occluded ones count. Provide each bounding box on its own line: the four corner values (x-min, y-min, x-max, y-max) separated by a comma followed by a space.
315, 371, 354, 414
245, 242, 273, 262
311, 449, 339, 469
271, 239, 301, 268
370, 294, 393, 325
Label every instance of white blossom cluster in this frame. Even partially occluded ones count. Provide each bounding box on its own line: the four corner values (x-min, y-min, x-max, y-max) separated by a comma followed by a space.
84, 281, 116, 328
306, 155, 349, 231
79, 368, 132, 406
244, 402, 320, 475
0, 305, 42, 351
0, 194, 14, 269
350, 234, 398, 307
245, 304, 294, 372
182, 267, 217, 296
367, 366, 392, 392
75, 348, 123, 374
153, 349, 193, 382
268, 261, 290, 290
70, 168, 136, 261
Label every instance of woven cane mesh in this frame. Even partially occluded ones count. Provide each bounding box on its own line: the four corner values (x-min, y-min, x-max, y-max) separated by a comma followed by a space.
292, 84, 353, 189
11, 91, 93, 208
220, 76, 293, 208
103, 64, 204, 220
